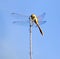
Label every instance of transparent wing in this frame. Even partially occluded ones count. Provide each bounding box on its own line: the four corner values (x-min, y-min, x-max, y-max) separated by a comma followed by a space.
38, 21, 47, 25
12, 20, 30, 26
38, 12, 46, 25
11, 12, 29, 19
11, 12, 29, 26
38, 12, 46, 21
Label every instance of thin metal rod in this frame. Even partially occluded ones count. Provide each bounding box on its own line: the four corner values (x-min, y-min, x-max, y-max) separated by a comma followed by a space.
30, 19, 32, 59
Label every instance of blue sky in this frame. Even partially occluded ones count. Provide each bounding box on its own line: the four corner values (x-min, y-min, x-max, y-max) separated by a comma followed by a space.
0, 0, 60, 59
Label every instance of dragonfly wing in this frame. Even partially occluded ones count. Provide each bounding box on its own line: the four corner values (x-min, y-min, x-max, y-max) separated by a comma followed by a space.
38, 12, 46, 21
38, 21, 47, 25
37, 12, 46, 25
11, 12, 30, 26
12, 20, 30, 26
11, 12, 29, 19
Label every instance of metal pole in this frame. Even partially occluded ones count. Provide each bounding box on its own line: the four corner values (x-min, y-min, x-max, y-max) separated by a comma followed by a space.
30, 19, 32, 59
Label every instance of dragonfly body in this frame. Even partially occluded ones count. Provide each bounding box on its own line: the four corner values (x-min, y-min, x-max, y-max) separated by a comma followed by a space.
30, 14, 43, 36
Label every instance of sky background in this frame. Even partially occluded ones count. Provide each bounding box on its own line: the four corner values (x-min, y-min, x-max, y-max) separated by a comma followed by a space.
0, 0, 60, 59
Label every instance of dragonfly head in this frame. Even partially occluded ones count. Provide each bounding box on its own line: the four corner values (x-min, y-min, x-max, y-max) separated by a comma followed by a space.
30, 14, 36, 19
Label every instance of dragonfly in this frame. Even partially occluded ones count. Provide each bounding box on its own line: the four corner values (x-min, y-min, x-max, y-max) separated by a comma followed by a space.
11, 12, 46, 36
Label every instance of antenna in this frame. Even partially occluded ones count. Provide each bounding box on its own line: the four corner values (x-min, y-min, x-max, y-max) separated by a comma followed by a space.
29, 18, 33, 59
